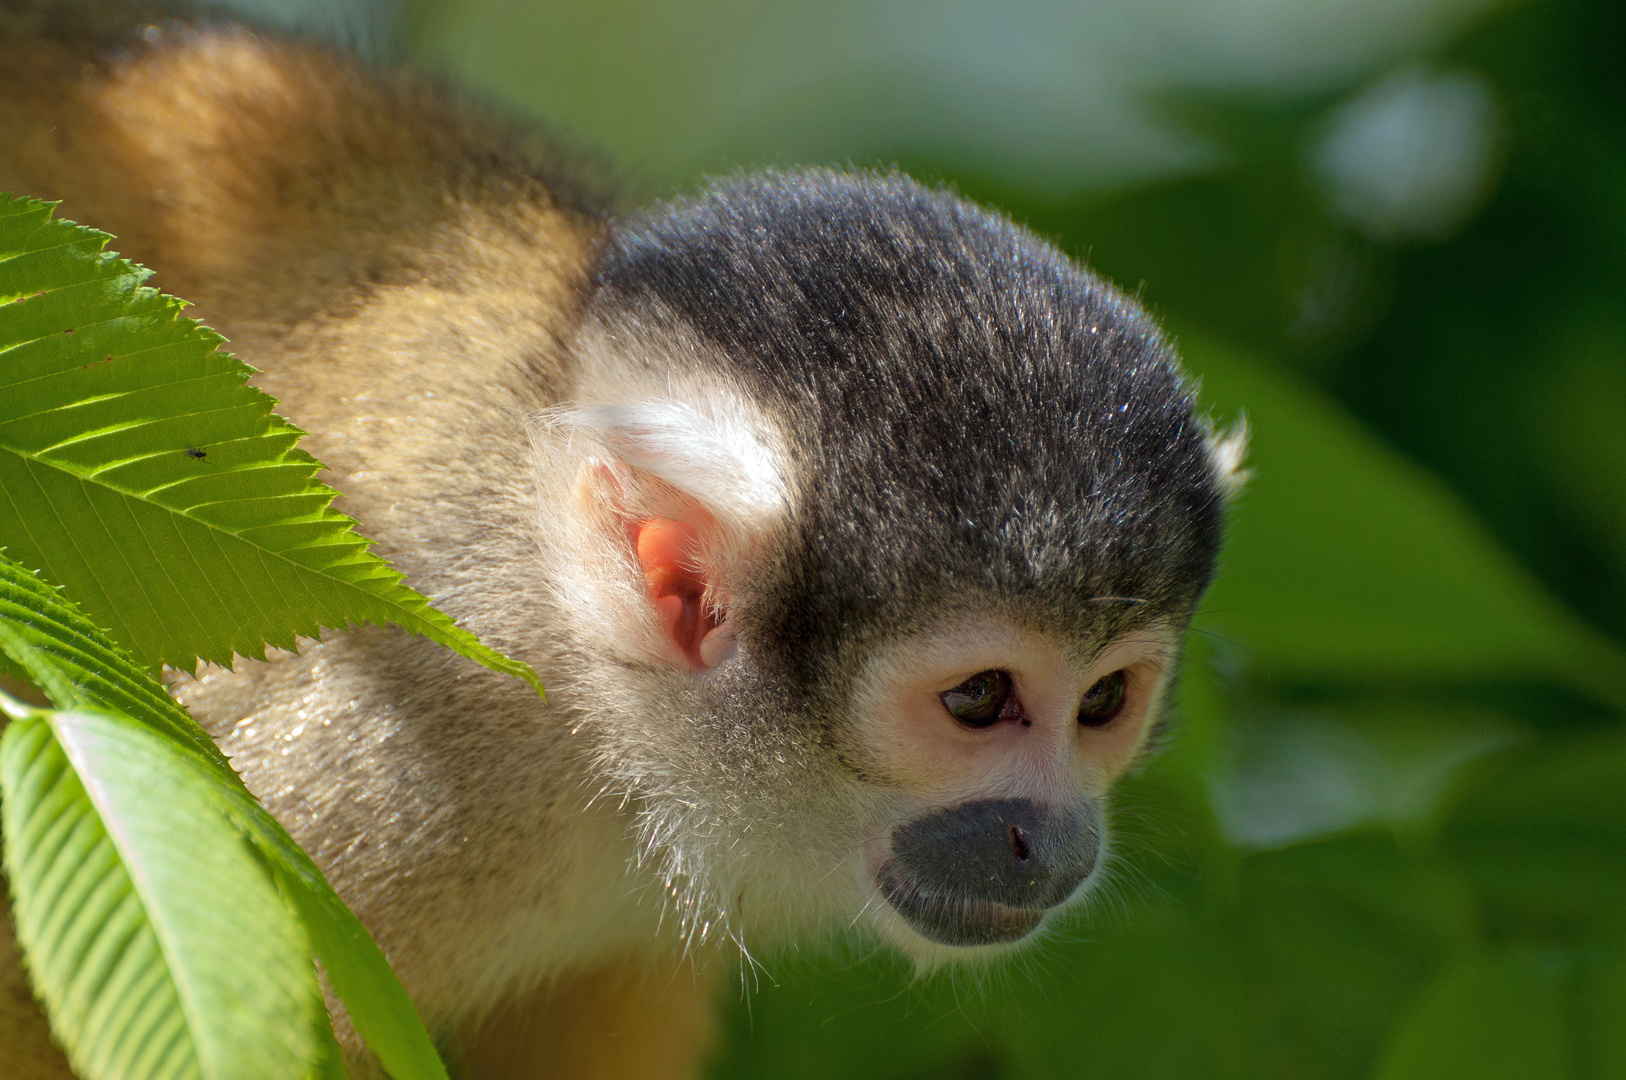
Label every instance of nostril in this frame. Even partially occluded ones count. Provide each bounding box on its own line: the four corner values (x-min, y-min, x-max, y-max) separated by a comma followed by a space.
890, 798, 1099, 908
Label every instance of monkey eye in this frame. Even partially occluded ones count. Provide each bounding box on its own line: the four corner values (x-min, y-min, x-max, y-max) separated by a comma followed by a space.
941, 670, 1013, 727
1078, 670, 1127, 726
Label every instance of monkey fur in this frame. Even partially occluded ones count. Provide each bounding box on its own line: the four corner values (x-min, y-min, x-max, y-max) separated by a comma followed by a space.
0, 4, 1244, 1078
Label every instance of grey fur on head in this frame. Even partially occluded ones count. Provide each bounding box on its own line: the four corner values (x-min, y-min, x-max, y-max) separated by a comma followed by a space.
589, 169, 1230, 681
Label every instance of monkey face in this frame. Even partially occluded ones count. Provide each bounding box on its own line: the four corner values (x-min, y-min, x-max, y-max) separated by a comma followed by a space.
574, 605, 1182, 963
559, 596, 1179, 962
840, 618, 1176, 955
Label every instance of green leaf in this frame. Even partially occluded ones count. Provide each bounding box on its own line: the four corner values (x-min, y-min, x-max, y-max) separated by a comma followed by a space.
1207, 702, 1518, 850
309, 997, 350, 1080
1370, 951, 1571, 1080
0, 194, 540, 692
1442, 729, 1626, 930
0, 546, 450, 1079
1233, 836, 1478, 1080
0, 614, 81, 712
1180, 331, 1626, 706
247, 818, 451, 1080
0, 708, 317, 1080
997, 905, 1257, 1080
1578, 952, 1626, 1079
705, 951, 992, 1080
0, 548, 227, 766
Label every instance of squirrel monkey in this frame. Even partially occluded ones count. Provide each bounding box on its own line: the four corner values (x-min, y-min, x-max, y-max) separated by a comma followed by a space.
0, 3, 1244, 1077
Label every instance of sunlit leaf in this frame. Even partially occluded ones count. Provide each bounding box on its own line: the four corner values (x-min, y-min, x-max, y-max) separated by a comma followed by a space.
0, 708, 316, 1080
0, 194, 539, 692
253, 825, 450, 1080
0, 549, 450, 1080
0, 550, 225, 765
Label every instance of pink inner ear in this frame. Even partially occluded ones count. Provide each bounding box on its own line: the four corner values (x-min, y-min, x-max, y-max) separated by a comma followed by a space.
632, 517, 720, 670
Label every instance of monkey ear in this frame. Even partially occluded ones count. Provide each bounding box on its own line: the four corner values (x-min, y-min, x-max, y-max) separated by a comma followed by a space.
561, 400, 789, 670
628, 516, 724, 669
1206, 415, 1251, 499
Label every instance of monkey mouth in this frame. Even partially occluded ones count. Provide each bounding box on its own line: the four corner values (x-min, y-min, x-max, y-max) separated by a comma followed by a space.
875, 860, 1047, 947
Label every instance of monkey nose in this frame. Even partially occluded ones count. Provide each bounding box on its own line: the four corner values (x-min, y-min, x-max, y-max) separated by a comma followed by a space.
888, 797, 1100, 912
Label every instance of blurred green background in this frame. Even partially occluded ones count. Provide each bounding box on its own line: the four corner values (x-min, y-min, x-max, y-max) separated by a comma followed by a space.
244, 0, 1626, 1074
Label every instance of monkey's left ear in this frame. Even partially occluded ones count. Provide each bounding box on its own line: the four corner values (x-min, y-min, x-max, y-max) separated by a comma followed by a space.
562, 399, 791, 670
1206, 416, 1251, 499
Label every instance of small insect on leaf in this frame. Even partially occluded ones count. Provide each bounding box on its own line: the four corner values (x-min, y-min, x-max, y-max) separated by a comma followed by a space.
184, 447, 208, 460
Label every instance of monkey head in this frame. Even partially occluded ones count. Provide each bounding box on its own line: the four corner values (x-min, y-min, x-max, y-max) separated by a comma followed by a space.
536, 170, 1242, 965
